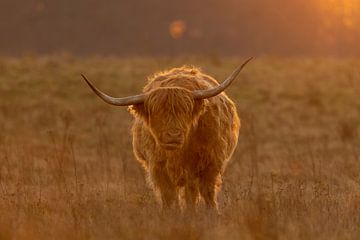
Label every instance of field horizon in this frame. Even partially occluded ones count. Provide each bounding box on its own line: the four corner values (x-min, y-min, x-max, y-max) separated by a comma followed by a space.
0, 56, 359, 239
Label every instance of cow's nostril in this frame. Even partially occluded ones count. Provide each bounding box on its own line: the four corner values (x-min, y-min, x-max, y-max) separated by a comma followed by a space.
166, 130, 181, 138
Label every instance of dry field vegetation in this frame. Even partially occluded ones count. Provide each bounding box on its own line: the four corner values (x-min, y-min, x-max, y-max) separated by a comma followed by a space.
0, 55, 359, 239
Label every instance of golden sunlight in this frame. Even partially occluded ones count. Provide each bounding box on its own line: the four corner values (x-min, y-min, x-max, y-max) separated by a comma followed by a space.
317, 0, 359, 28
169, 20, 186, 39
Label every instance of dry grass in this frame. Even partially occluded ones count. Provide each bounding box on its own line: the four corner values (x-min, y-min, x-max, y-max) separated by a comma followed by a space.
0, 55, 360, 239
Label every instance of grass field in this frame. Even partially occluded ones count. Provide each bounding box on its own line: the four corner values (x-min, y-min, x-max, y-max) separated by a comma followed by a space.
0, 55, 359, 239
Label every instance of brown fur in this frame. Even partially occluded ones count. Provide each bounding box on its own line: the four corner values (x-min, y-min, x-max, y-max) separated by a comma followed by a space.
128, 66, 240, 211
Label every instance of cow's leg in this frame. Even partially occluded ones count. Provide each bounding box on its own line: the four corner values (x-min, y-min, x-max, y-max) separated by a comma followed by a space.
151, 164, 178, 209
184, 179, 199, 211
199, 168, 220, 211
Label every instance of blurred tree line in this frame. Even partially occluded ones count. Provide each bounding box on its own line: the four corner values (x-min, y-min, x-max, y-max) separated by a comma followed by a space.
0, 0, 359, 56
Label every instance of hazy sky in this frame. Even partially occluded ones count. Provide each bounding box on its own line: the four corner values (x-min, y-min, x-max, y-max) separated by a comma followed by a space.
0, 0, 359, 56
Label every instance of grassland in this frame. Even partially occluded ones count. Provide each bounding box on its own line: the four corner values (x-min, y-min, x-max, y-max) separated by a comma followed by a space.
0, 55, 359, 239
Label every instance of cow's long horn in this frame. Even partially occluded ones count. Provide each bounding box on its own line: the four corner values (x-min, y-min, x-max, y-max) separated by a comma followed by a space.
192, 57, 253, 99
81, 74, 146, 106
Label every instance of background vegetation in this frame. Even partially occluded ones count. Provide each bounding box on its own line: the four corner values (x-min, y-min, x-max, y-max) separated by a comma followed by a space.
0, 56, 359, 239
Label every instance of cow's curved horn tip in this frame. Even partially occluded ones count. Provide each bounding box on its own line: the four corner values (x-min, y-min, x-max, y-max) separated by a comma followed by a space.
81, 74, 91, 83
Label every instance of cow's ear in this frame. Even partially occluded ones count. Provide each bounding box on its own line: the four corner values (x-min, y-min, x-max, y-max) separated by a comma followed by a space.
128, 104, 148, 120
193, 99, 208, 117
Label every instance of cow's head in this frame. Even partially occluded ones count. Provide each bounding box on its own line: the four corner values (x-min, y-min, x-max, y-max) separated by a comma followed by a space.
81, 58, 252, 151
130, 87, 208, 150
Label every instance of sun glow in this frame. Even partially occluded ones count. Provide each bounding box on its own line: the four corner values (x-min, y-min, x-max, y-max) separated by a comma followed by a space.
317, 0, 359, 28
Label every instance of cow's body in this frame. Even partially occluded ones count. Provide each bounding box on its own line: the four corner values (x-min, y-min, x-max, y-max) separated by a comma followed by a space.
130, 67, 240, 210
82, 59, 252, 211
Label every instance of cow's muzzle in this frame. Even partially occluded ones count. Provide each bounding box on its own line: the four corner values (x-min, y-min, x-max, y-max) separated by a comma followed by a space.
160, 140, 183, 150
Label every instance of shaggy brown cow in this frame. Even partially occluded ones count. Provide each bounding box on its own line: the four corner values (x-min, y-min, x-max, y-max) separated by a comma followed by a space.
82, 58, 252, 211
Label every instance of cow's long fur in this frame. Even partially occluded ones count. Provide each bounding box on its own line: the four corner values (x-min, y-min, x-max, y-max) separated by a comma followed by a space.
129, 66, 240, 211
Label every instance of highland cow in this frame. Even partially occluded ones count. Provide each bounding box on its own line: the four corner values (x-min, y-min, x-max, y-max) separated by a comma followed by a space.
82, 58, 252, 211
